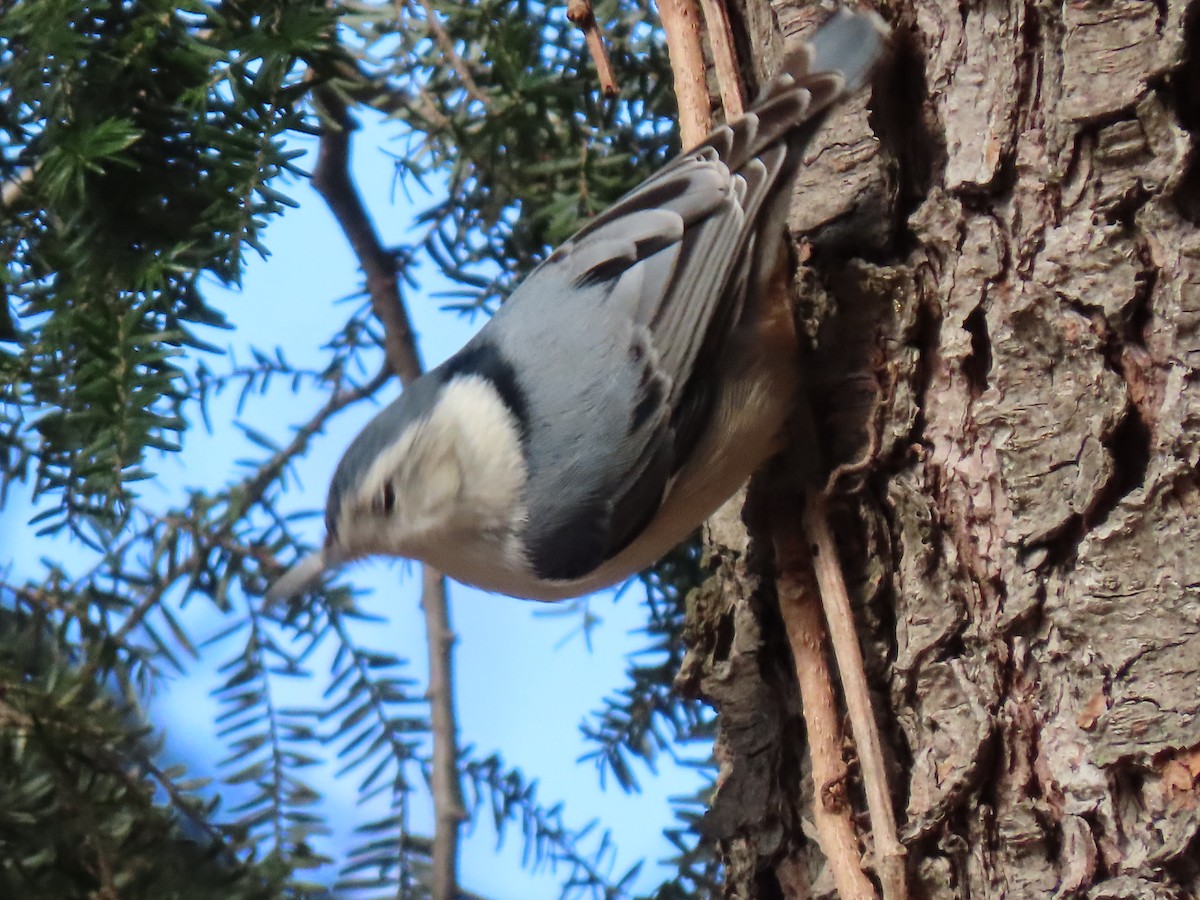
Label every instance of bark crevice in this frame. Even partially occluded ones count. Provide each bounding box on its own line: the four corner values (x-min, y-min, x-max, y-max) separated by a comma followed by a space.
691, 1, 1200, 896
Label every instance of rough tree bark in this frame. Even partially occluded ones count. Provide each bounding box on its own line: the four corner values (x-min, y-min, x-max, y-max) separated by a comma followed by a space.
679, 0, 1200, 896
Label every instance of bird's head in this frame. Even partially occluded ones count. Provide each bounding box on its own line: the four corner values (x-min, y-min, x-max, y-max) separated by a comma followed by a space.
265, 371, 527, 603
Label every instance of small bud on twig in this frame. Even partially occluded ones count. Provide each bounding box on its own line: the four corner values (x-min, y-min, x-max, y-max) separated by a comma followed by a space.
567, 0, 619, 98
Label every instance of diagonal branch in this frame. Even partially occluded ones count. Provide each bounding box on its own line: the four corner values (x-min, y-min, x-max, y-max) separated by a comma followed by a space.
567, 0, 620, 98
311, 82, 466, 900
312, 87, 423, 384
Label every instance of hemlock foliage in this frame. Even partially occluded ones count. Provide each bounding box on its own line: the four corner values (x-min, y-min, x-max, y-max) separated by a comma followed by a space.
0, 1, 719, 896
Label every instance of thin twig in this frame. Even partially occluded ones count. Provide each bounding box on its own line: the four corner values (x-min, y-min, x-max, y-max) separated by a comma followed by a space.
413, 0, 491, 107
1, 166, 34, 209
775, 523, 876, 900
566, 0, 619, 97
657, 0, 711, 149
697, 0, 744, 119
244, 600, 289, 853
421, 564, 466, 899
802, 493, 907, 900
325, 608, 418, 889
311, 83, 465, 899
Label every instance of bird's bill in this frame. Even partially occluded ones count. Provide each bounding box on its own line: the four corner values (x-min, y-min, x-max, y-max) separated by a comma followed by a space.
265, 550, 330, 605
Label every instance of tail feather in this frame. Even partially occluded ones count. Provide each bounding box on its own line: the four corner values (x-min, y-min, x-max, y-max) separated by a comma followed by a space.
723, 5, 889, 172
805, 5, 890, 94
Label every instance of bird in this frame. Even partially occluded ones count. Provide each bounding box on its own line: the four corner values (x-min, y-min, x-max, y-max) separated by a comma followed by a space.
267, 6, 889, 604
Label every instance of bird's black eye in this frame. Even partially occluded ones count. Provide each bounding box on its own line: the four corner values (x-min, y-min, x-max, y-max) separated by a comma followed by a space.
371, 481, 396, 516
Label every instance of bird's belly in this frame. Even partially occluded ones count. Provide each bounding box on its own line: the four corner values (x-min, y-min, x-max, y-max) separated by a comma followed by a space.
543, 341, 794, 600
564, 358, 794, 598
415, 528, 550, 600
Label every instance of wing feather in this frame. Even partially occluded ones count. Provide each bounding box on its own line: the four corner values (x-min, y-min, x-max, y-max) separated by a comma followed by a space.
497, 7, 889, 581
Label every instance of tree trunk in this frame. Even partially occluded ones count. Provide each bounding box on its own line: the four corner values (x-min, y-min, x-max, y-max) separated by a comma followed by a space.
680, 0, 1200, 895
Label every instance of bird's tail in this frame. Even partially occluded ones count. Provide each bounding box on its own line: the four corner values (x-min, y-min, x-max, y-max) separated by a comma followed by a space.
716, 5, 889, 174
798, 4, 890, 96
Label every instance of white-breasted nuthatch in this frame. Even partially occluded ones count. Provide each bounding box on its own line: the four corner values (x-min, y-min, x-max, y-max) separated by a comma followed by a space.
268, 6, 888, 603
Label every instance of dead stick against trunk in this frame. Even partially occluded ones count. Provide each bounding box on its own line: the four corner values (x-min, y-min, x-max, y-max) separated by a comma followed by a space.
697, 0, 744, 119
567, 0, 620, 97
657, 0, 711, 148
776, 526, 878, 900
802, 492, 907, 900
656, 1, 901, 894
311, 84, 466, 900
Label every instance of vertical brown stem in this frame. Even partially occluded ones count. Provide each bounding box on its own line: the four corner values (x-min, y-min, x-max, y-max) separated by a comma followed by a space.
657, 0, 712, 148
422, 565, 466, 899
697, 0, 744, 118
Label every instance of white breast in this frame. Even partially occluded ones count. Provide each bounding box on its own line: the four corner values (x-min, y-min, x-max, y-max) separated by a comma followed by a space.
393, 373, 573, 599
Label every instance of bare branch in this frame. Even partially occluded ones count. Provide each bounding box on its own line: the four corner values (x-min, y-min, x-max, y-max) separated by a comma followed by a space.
311, 82, 465, 899
422, 564, 467, 898
774, 522, 877, 900
567, 0, 620, 98
698, 0, 744, 119
802, 493, 907, 900
311, 87, 423, 384
657, 0, 712, 149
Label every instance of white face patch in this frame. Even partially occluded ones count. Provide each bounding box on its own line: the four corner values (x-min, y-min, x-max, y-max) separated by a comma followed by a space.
333, 374, 529, 572
428, 375, 526, 527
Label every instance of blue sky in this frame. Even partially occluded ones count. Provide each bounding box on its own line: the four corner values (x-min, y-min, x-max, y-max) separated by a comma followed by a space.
3, 110, 710, 897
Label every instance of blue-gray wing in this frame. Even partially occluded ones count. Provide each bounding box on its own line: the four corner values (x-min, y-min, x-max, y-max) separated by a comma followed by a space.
482, 7, 887, 581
